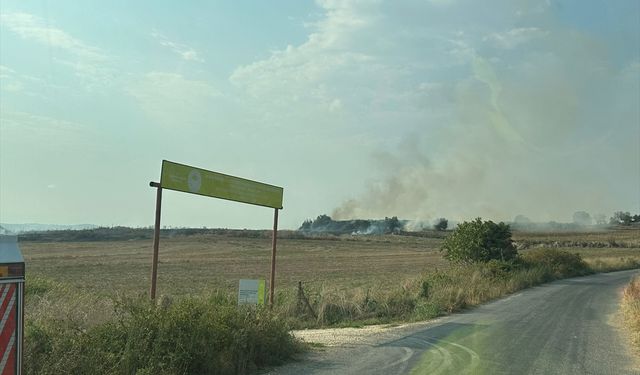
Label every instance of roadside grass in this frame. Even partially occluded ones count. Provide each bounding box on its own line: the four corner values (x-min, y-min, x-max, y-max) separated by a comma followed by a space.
586, 257, 640, 273
622, 276, 640, 352
276, 249, 638, 328
25, 283, 300, 375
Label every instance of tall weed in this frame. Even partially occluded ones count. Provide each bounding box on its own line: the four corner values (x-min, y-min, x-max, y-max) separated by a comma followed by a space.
284, 249, 624, 327
622, 276, 640, 350
25, 287, 300, 375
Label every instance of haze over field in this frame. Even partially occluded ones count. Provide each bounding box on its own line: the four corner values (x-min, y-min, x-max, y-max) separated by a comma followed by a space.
1, 0, 638, 229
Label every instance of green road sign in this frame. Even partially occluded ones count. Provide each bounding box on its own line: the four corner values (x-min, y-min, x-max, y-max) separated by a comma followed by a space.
160, 160, 283, 209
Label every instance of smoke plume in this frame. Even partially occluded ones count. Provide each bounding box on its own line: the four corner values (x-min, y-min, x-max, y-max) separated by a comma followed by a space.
333, 46, 639, 224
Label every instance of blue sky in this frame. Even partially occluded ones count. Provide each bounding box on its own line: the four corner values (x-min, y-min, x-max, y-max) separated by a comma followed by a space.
1, 0, 639, 229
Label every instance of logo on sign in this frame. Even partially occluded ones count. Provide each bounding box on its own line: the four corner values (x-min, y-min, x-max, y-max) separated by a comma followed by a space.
188, 170, 202, 193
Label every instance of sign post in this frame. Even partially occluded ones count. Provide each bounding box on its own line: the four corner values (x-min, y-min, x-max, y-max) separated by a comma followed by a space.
149, 160, 283, 304
269, 208, 278, 307
149, 182, 162, 300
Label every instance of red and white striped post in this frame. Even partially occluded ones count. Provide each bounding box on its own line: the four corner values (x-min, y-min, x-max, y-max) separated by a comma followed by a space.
0, 235, 25, 375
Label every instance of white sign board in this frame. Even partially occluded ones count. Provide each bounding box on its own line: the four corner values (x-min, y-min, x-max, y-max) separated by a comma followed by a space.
238, 279, 266, 305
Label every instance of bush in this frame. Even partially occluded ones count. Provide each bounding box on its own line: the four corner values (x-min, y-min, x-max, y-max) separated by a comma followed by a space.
482, 259, 523, 279
441, 218, 516, 264
378, 293, 416, 319
520, 248, 590, 278
25, 293, 300, 375
610, 211, 632, 226
419, 280, 430, 298
433, 218, 448, 231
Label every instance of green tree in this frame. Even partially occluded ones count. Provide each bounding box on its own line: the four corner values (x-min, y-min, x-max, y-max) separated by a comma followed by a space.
384, 216, 403, 233
610, 211, 632, 226
433, 218, 448, 231
299, 219, 313, 231
440, 218, 516, 264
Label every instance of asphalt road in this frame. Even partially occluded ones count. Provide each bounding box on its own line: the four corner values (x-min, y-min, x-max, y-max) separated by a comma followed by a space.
267, 269, 639, 375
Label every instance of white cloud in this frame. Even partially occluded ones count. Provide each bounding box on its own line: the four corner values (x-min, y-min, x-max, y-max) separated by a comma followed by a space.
180, 50, 201, 62
0, 64, 72, 99
0, 109, 89, 134
328, 98, 342, 112
0, 66, 22, 92
0, 12, 105, 61
484, 27, 548, 49
0, 12, 113, 87
2, 82, 22, 92
127, 72, 220, 127
0, 109, 100, 156
230, 0, 440, 122
151, 30, 204, 63
427, 0, 456, 6
0, 65, 15, 77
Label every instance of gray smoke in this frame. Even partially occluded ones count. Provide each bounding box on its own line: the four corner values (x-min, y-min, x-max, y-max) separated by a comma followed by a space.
333, 50, 639, 224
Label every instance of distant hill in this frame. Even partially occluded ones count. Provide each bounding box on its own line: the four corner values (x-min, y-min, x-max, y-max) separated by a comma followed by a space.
0, 223, 98, 234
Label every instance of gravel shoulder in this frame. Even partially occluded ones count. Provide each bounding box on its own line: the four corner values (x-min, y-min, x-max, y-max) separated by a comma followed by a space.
291, 321, 437, 347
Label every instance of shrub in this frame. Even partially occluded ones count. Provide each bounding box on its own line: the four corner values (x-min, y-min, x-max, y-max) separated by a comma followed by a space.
25, 292, 300, 375
317, 302, 358, 325
378, 293, 416, 319
433, 218, 448, 231
413, 300, 442, 320
482, 259, 523, 279
441, 218, 516, 264
520, 248, 590, 278
610, 211, 632, 226
419, 280, 430, 298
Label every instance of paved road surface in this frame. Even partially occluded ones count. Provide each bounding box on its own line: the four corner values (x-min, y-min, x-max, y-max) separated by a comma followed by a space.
267, 269, 639, 375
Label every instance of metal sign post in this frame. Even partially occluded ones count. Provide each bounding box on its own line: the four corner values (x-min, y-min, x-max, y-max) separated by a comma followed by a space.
148, 160, 283, 301
269, 208, 279, 307
149, 182, 162, 300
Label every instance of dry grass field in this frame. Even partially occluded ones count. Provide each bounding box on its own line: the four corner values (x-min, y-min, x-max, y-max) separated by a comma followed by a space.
20, 227, 640, 298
